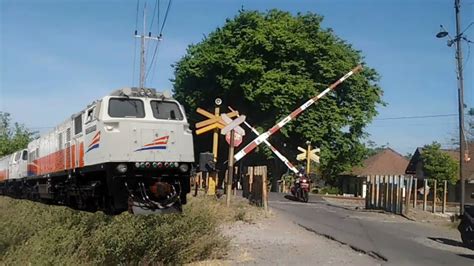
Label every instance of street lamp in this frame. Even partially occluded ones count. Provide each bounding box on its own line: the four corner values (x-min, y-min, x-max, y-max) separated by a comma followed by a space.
435, 0, 473, 215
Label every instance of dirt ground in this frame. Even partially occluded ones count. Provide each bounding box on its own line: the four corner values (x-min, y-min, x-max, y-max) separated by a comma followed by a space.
215, 211, 380, 266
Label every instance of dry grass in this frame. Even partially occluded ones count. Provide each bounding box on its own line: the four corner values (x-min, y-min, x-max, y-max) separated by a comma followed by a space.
0, 195, 261, 265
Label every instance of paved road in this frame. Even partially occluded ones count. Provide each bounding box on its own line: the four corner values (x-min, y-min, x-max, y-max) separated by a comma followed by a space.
268, 192, 474, 266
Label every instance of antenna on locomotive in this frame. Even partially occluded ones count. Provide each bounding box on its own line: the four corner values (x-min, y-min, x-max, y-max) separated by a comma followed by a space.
134, 2, 162, 89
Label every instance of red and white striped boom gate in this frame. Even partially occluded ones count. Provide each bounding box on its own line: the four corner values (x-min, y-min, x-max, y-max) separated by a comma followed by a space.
234, 65, 363, 162
228, 106, 299, 174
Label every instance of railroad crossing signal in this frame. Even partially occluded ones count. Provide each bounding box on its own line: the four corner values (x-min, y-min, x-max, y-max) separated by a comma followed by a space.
297, 146, 320, 163
297, 142, 320, 175
195, 98, 239, 196
195, 108, 238, 135
221, 114, 246, 148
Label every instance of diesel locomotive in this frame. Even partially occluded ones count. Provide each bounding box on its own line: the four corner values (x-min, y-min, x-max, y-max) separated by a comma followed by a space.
0, 87, 194, 214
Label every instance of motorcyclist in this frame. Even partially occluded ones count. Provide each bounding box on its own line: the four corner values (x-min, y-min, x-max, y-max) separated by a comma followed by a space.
292, 166, 306, 194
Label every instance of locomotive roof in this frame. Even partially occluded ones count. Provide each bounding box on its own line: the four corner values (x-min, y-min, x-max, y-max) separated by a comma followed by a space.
109, 87, 174, 100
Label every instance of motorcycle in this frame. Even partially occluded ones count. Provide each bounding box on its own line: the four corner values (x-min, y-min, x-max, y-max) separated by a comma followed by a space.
291, 176, 310, 202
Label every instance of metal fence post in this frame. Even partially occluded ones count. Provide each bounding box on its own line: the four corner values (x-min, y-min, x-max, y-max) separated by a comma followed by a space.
405, 176, 413, 214
392, 176, 398, 213
399, 175, 403, 214
413, 178, 417, 209
365, 176, 370, 209
371, 175, 376, 208
442, 180, 447, 214
385, 176, 389, 211
432, 179, 437, 213
423, 179, 428, 211
375, 175, 381, 209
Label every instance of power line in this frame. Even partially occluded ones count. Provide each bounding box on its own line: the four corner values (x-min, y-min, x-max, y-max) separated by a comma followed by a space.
159, 0, 172, 35
374, 114, 458, 120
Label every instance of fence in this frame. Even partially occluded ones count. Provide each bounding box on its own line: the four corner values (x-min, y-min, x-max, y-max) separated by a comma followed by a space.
242, 165, 268, 211
365, 175, 455, 215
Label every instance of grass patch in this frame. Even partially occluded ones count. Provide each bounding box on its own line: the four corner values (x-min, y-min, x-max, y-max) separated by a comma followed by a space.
0, 195, 256, 265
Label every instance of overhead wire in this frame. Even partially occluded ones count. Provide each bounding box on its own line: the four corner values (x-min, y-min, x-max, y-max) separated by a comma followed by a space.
146, 0, 161, 81
132, 0, 141, 87
159, 0, 172, 35
374, 114, 457, 120
147, 0, 172, 83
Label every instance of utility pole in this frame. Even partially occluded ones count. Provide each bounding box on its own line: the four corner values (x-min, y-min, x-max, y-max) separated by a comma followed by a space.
454, 0, 466, 215
436, 0, 471, 215
134, 3, 161, 89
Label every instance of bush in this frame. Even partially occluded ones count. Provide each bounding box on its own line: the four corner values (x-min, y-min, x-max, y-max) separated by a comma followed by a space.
0, 196, 230, 264
317, 186, 341, 195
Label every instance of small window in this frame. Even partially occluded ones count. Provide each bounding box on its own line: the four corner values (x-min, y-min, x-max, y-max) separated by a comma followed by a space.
74, 115, 82, 135
36, 148, 39, 158
22, 150, 28, 161
66, 128, 71, 142
14, 152, 21, 162
86, 108, 94, 123
150, 101, 184, 120
58, 133, 63, 150
108, 98, 145, 118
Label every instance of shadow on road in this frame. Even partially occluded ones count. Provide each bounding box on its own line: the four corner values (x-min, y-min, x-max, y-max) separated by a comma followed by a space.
458, 254, 474, 260
428, 237, 464, 247
284, 195, 300, 202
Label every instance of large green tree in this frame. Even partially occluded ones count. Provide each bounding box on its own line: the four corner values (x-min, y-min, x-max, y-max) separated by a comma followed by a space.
421, 142, 458, 185
0, 112, 37, 157
173, 10, 383, 180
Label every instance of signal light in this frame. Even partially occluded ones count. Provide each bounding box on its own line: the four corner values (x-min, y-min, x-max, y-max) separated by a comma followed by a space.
145, 162, 151, 168
157, 162, 163, 168
164, 162, 170, 168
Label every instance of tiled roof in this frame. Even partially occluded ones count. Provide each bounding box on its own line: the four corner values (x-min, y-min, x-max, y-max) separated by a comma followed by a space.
349, 148, 409, 176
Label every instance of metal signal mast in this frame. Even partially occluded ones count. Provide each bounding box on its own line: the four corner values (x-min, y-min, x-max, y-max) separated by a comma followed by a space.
135, 3, 162, 89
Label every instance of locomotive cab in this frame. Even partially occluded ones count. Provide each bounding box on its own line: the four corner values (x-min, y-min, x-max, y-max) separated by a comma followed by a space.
82, 88, 194, 213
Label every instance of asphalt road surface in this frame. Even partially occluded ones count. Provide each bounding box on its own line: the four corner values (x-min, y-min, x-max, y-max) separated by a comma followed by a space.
268, 192, 474, 266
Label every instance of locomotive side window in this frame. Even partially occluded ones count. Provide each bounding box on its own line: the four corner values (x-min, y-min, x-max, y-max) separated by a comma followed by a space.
14, 152, 21, 162
108, 98, 145, 118
58, 132, 63, 150
22, 150, 28, 161
74, 115, 82, 135
150, 101, 183, 120
86, 108, 94, 123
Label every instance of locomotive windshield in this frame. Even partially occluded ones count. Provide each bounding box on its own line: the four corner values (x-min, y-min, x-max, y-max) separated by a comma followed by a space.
108, 98, 145, 118
150, 101, 183, 120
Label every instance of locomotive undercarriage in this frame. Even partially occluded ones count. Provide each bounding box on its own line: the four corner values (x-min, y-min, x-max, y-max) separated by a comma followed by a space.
0, 163, 190, 215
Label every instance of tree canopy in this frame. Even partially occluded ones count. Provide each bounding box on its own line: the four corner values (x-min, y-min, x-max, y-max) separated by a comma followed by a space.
421, 142, 458, 185
0, 112, 37, 157
173, 10, 384, 179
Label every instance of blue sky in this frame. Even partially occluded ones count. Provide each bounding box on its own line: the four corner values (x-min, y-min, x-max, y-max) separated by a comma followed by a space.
1, 0, 473, 155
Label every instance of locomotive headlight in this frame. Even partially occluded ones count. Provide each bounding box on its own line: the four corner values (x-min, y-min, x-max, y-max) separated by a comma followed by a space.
178, 163, 189, 173
116, 163, 128, 173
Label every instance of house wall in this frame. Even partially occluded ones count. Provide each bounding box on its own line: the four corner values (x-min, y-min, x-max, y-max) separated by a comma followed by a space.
415, 161, 425, 179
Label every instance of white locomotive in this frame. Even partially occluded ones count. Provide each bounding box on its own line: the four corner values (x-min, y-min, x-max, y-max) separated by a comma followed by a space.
0, 87, 194, 214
